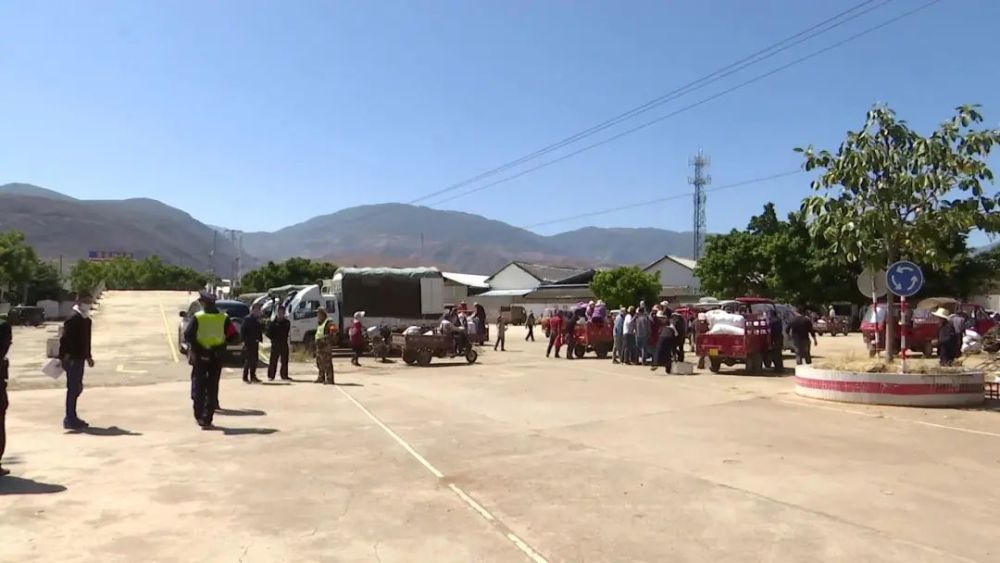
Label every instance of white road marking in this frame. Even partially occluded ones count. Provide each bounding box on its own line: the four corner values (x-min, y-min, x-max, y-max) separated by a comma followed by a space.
336, 386, 549, 563
115, 364, 148, 374
159, 303, 180, 363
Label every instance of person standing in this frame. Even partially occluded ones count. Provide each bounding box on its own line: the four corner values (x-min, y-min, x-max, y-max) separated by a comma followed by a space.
59, 300, 95, 430
672, 313, 687, 363
546, 311, 563, 358
634, 307, 651, 366
241, 303, 263, 383
348, 312, 365, 367
564, 311, 578, 360
934, 308, 958, 366
266, 306, 291, 381
767, 310, 785, 373
623, 306, 636, 365
612, 307, 625, 364
1, 315, 10, 476
653, 311, 675, 374
314, 308, 336, 384
494, 314, 507, 351
788, 308, 819, 365
184, 292, 235, 429
525, 311, 536, 342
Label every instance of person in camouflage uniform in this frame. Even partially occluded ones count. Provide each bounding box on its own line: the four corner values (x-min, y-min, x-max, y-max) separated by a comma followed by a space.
314, 308, 336, 385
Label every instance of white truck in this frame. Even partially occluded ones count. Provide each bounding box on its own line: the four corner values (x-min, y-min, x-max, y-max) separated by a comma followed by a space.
284, 267, 445, 347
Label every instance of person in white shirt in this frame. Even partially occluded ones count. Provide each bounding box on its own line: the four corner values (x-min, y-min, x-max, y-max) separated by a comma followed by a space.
623, 306, 636, 365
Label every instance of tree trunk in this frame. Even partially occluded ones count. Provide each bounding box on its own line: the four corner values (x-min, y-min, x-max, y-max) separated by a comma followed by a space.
884, 246, 898, 362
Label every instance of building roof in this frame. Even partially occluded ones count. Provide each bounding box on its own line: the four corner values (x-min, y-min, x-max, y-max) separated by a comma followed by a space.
477, 289, 533, 297
642, 255, 697, 272
442, 272, 490, 289
486, 261, 590, 285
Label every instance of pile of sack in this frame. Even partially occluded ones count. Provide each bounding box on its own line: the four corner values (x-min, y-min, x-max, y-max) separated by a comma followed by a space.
705, 309, 745, 336
962, 329, 982, 355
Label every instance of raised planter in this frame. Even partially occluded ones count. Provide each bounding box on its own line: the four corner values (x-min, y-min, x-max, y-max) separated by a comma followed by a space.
794, 365, 985, 407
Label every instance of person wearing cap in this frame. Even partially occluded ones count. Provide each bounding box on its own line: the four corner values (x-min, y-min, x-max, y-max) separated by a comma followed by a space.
314, 308, 336, 384
184, 291, 237, 428
0, 314, 11, 476
59, 298, 96, 430
349, 311, 365, 367
933, 308, 958, 365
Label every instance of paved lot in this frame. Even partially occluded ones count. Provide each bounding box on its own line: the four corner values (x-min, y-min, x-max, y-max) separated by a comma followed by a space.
2, 310, 999, 562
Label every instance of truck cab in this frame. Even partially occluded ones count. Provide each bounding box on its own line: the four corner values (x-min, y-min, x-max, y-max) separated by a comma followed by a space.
285, 285, 339, 346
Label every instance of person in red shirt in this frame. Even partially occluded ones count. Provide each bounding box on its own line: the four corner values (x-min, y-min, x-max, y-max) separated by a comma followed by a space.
349, 312, 365, 367
546, 311, 563, 358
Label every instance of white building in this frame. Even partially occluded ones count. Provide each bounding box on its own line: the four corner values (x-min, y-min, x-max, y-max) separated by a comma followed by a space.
642, 255, 701, 301
476, 262, 591, 318
441, 272, 489, 306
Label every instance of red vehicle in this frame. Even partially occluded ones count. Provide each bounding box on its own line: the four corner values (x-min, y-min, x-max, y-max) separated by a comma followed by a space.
861, 299, 996, 357
695, 298, 772, 375
572, 316, 614, 358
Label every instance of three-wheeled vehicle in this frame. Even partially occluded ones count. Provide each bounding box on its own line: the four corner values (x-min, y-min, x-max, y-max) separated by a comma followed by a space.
694, 298, 773, 375
392, 330, 479, 366
6, 305, 46, 326
571, 307, 613, 358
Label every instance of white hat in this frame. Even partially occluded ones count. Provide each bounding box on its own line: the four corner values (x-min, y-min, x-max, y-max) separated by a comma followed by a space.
931, 307, 951, 320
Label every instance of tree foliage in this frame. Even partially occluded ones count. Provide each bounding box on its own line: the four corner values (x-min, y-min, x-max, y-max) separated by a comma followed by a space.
695, 204, 858, 307
69, 256, 210, 293
240, 257, 340, 293
0, 231, 39, 301
799, 104, 1000, 269
589, 266, 661, 309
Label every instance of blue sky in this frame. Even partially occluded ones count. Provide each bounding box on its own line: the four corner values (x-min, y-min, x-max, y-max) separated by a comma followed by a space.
1, 0, 998, 244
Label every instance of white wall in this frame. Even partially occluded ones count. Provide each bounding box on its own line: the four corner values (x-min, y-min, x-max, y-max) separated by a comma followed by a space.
645, 259, 699, 291
488, 265, 541, 290
443, 283, 468, 306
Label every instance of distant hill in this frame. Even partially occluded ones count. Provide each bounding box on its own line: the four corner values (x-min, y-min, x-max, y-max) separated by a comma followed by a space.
242, 203, 693, 274
0, 184, 241, 275
1, 183, 694, 276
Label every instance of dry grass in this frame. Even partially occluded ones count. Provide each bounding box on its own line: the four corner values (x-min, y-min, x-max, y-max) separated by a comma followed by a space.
814, 353, 988, 375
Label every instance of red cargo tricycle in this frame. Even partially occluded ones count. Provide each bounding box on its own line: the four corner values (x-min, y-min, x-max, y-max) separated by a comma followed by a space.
695, 299, 772, 375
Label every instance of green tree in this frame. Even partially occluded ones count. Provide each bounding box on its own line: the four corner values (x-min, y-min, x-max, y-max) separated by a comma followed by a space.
589, 266, 661, 309
799, 104, 1000, 358
26, 260, 64, 303
0, 231, 39, 303
240, 258, 339, 292
69, 256, 210, 293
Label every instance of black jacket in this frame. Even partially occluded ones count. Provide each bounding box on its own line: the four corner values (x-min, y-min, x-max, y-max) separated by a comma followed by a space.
241, 316, 263, 347
0, 319, 10, 359
59, 313, 93, 360
266, 317, 291, 347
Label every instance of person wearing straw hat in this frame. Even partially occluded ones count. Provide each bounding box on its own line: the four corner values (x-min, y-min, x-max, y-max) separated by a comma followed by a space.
932, 308, 958, 366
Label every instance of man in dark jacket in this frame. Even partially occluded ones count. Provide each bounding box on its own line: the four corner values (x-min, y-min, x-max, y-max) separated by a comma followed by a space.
564, 312, 578, 360
266, 306, 291, 381
767, 310, 784, 373
935, 309, 958, 366
788, 308, 818, 365
240, 304, 263, 383
59, 301, 95, 430
184, 292, 236, 428
1, 316, 11, 475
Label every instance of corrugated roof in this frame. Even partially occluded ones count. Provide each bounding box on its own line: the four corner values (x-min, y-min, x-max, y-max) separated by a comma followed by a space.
478, 289, 533, 297
642, 255, 697, 272
442, 272, 490, 288
514, 262, 589, 284
335, 267, 441, 278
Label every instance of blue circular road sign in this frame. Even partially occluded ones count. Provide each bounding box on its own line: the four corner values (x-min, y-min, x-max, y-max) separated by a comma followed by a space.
886, 260, 924, 297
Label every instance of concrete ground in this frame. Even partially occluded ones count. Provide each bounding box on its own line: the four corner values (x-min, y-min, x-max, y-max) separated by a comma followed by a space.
2, 293, 999, 562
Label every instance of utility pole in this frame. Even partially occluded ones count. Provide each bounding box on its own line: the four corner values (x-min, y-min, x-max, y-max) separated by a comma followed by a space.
224, 229, 242, 289
688, 150, 711, 260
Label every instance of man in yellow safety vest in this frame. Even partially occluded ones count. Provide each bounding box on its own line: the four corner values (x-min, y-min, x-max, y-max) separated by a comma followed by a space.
184, 291, 236, 429
314, 308, 336, 385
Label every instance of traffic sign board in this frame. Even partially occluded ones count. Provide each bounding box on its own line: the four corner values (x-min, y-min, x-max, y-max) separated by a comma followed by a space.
856, 268, 887, 298
886, 261, 924, 297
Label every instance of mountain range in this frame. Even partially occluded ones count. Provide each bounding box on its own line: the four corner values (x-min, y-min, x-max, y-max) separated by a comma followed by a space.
0, 183, 695, 275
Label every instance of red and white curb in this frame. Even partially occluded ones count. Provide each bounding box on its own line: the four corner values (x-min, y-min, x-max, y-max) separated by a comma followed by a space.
794, 365, 985, 407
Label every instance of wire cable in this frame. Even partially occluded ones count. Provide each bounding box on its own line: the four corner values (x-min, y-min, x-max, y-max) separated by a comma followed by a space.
424, 0, 941, 208
519, 169, 804, 230
410, 0, 892, 206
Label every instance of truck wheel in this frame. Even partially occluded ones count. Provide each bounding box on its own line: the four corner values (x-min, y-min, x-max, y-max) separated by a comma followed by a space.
709, 357, 721, 373
417, 350, 432, 366
403, 350, 417, 365
595, 345, 609, 359
574, 344, 586, 358
465, 348, 479, 364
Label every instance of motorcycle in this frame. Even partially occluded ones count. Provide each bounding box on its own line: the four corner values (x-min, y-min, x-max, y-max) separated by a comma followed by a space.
366, 325, 391, 362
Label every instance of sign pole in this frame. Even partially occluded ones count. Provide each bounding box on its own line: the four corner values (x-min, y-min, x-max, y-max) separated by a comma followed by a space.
900, 295, 908, 373
872, 289, 879, 353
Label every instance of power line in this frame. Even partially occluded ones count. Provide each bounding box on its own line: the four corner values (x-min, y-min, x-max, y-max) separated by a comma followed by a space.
520, 169, 804, 231
424, 0, 941, 208
410, 0, 891, 206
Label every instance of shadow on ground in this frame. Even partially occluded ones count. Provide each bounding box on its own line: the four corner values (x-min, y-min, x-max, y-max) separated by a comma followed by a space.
216, 408, 266, 416
211, 427, 279, 436
66, 426, 142, 437
0, 476, 67, 495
